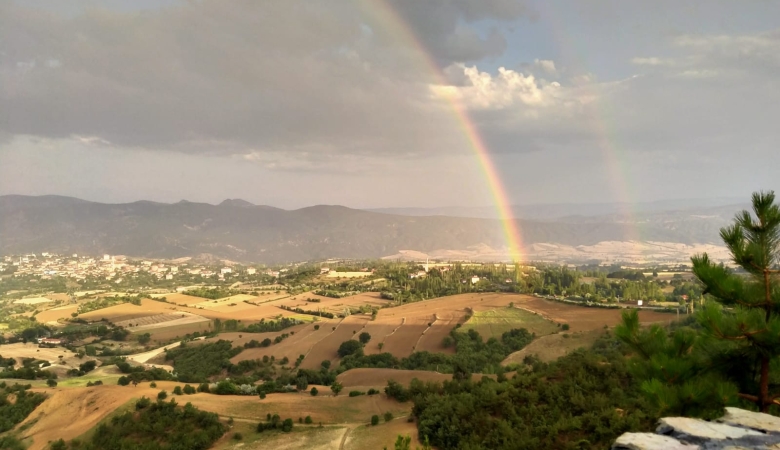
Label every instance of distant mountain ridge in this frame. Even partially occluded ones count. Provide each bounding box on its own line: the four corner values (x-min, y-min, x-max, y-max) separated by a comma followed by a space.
0, 195, 737, 263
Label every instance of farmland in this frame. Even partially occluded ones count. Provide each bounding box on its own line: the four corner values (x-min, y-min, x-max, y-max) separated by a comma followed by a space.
2, 275, 687, 450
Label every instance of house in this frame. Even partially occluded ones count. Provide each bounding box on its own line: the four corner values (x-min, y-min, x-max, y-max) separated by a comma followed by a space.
246, 267, 256, 275
471, 275, 480, 284
37, 337, 63, 345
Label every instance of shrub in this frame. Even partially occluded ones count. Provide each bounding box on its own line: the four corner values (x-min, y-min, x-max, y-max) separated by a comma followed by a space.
337, 340, 363, 358
314, 325, 320, 330
157, 390, 167, 400
371, 415, 379, 426
305, 415, 313, 424
310, 387, 318, 396
232, 433, 243, 441
173, 386, 183, 395
367, 388, 378, 395
135, 396, 151, 410
117, 376, 130, 386
384, 411, 393, 422
282, 418, 294, 432
183, 384, 196, 394
348, 390, 365, 397
561, 324, 570, 331
150, 381, 157, 388
46, 378, 57, 387
197, 382, 210, 393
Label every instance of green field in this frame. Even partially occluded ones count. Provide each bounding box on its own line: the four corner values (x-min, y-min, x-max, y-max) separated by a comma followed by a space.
461, 307, 560, 339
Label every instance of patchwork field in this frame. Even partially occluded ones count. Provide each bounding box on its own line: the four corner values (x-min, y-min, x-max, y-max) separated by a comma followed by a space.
513, 296, 675, 332
461, 306, 560, 339
35, 304, 79, 324
502, 328, 609, 364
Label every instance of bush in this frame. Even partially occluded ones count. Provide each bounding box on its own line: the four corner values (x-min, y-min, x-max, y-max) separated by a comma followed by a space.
561, 324, 570, 331
348, 390, 365, 397
135, 396, 151, 410
310, 387, 318, 396
384, 411, 393, 422
367, 388, 378, 395
197, 383, 210, 393
183, 384, 196, 395
337, 340, 363, 358
305, 415, 313, 424
282, 418, 294, 432
371, 415, 379, 426
46, 378, 57, 387
117, 376, 130, 386
150, 381, 157, 388
157, 390, 168, 400
232, 433, 243, 441
314, 325, 320, 330
173, 386, 183, 395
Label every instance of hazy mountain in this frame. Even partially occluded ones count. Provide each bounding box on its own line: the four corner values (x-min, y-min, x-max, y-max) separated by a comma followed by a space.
369, 198, 746, 220
0, 195, 738, 263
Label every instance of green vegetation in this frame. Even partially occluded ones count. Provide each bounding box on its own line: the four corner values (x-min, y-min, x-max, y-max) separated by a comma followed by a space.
77, 294, 143, 314
53, 398, 226, 449
165, 340, 242, 382
460, 307, 559, 338
401, 342, 656, 449
617, 191, 780, 416
257, 413, 294, 433
0, 357, 56, 380
184, 287, 238, 300
0, 382, 47, 433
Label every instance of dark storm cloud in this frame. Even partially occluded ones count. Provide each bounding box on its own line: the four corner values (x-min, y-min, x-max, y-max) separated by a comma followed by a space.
0, 0, 530, 156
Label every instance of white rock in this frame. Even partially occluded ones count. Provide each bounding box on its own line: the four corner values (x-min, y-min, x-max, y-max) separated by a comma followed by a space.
612, 432, 699, 450
658, 417, 764, 441
719, 407, 780, 434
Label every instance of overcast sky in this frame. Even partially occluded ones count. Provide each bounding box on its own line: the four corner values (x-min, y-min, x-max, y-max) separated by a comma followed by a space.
1, 0, 778, 209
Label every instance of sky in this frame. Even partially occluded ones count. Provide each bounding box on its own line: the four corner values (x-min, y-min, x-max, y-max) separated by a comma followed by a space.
1, 0, 778, 209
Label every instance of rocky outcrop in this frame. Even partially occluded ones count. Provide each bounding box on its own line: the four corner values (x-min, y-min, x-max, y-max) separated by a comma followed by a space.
612, 408, 780, 450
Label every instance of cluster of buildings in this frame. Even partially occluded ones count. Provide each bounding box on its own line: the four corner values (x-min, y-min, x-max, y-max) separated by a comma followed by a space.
0, 252, 272, 284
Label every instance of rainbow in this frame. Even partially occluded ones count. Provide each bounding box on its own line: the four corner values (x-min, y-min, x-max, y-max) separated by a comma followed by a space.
359, 1, 526, 262
536, 1, 641, 243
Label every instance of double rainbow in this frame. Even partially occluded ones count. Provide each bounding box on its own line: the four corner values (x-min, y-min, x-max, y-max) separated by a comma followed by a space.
360, 1, 526, 262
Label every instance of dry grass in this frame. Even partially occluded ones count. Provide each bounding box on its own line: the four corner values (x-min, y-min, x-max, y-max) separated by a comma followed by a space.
502, 329, 608, 364
345, 418, 422, 450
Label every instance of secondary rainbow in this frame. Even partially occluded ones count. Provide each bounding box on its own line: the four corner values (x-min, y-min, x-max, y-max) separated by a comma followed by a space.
359, 1, 526, 262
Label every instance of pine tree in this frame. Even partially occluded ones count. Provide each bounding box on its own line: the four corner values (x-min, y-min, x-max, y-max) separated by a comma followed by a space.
617, 191, 780, 416
691, 191, 780, 412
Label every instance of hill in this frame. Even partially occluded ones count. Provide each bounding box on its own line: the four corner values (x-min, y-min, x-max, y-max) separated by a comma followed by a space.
0, 195, 732, 263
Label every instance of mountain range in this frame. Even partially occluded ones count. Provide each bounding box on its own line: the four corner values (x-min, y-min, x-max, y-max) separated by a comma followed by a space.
0, 195, 743, 263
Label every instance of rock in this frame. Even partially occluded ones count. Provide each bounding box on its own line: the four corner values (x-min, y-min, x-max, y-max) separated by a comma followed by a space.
718, 408, 780, 434
613, 409, 780, 450
612, 432, 699, 450
657, 417, 764, 443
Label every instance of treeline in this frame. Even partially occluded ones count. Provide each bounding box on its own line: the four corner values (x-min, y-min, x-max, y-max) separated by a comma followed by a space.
77, 294, 144, 314
184, 287, 238, 300
338, 328, 533, 376
50, 398, 226, 450
392, 343, 657, 449
280, 305, 334, 319
0, 357, 56, 380
0, 382, 47, 433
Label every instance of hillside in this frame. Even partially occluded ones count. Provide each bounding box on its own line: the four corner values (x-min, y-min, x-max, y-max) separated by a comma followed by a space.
0, 195, 732, 263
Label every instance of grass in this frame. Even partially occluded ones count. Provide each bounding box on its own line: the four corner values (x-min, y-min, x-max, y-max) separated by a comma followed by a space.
213, 422, 346, 450
502, 328, 607, 364
57, 372, 122, 387
461, 307, 559, 339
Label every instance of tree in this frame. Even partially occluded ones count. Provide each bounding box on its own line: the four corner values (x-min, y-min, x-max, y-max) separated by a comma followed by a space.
330, 381, 343, 396
371, 414, 380, 426
337, 340, 363, 358
138, 333, 151, 345
384, 411, 393, 422
46, 378, 57, 388
617, 191, 780, 415
296, 376, 308, 392
173, 386, 183, 395
305, 415, 313, 424
359, 332, 371, 344
157, 390, 168, 400
691, 191, 780, 412
310, 387, 318, 396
